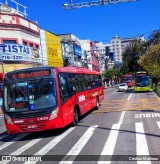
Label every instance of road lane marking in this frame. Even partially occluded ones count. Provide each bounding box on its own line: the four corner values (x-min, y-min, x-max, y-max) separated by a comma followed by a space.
157, 121, 160, 128
127, 92, 133, 100
59, 125, 98, 164
0, 133, 29, 151
24, 127, 75, 164
134, 113, 160, 118
98, 124, 120, 164
136, 123, 151, 164
118, 111, 125, 124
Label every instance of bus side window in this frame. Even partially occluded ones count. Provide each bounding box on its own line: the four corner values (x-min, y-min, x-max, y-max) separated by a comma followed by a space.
68, 74, 77, 93
59, 74, 70, 104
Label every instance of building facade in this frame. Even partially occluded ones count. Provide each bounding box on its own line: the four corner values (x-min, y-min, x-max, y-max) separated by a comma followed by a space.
80, 40, 100, 71
111, 36, 145, 63
0, 3, 42, 73
59, 33, 82, 67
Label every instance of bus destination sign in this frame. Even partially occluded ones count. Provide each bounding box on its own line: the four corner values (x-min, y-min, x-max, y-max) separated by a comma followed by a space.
11, 71, 50, 79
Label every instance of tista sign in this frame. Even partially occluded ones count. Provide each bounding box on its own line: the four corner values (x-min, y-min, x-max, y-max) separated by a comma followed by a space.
0, 44, 40, 63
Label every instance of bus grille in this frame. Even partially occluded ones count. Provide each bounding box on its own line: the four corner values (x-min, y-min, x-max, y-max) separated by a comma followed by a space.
11, 111, 50, 119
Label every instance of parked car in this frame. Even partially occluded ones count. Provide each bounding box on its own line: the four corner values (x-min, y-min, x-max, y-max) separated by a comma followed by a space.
118, 83, 128, 92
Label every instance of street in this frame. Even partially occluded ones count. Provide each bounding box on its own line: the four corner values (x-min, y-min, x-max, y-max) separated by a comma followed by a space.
0, 87, 160, 164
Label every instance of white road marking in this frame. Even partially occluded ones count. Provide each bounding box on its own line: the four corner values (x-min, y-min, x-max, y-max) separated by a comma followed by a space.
24, 127, 75, 164
1, 137, 42, 164
136, 122, 151, 164
98, 124, 120, 164
59, 125, 98, 164
156, 121, 160, 129
127, 92, 133, 100
0, 133, 29, 151
118, 111, 125, 124
98, 92, 132, 164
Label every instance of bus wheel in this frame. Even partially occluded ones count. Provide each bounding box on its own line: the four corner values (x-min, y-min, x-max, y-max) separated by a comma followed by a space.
73, 108, 79, 126
96, 97, 100, 110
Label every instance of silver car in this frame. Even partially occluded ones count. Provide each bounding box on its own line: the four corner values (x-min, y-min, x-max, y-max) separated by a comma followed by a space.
118, 83, 128, 92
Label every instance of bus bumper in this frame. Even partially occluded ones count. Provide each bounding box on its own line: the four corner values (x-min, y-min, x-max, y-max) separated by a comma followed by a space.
5, 116, 64, 135
134, 86, 150, 92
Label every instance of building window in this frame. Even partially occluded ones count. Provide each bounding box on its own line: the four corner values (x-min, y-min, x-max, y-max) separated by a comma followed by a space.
35, 44, 39, 49
23, 41, 28, 46
29, 43, 34, 47
3, 40, 17, 44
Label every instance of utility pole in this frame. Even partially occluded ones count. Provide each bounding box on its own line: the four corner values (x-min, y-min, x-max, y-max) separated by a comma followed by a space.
63, 0, 137, 10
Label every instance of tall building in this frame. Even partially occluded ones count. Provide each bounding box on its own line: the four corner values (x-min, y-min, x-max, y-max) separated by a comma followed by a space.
80, 40, 99, 71
111, 36, 145, 62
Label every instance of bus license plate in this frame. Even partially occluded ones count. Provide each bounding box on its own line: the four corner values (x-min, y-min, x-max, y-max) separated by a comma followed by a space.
28, 125, 37, 129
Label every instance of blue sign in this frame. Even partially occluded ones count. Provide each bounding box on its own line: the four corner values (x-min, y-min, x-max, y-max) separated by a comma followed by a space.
29, 104, 36, 110
73, 44, 82, 57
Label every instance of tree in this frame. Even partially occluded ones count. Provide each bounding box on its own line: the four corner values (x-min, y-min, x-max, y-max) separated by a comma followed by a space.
121, 39, 147, 74
103, 69, 114, 82
138, 44, 160, 79
148, 29, 160, 46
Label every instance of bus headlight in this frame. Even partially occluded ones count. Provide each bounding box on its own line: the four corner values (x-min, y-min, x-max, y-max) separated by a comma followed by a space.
49, 107, 58, 120
4, 114, 13, 124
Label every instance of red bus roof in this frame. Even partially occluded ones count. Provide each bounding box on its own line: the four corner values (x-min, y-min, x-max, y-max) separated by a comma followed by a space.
58, 66, 100, 75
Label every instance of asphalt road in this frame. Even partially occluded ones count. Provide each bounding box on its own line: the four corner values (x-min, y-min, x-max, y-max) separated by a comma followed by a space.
0, 87, 160, 164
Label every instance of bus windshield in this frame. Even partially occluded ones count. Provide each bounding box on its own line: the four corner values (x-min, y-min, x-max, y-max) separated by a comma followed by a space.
135, 76, 150, 87
124, 77, 132, 82
4, 78, 57, 112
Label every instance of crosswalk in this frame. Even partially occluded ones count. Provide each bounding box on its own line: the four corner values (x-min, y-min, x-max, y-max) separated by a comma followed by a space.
0, 121, 160, 164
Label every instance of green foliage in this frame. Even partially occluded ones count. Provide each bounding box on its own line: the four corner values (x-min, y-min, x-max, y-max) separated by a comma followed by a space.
120, 40, 147, 74
139, 44, 160, 78
103, 69, 114, 81
148, 29, 160, 46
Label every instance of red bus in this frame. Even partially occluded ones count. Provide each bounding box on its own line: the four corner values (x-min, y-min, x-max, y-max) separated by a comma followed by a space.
2, 66, 104, 134
0, 73, 5, 101
122, 74, 134, 87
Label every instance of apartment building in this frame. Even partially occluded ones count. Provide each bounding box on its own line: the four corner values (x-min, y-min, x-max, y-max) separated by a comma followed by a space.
111, 36, 145, 62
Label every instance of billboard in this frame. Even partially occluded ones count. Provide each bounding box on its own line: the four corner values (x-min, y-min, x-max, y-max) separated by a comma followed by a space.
0, 44, 40, 63
73, 44, 82, 57
41, 30, 63, 67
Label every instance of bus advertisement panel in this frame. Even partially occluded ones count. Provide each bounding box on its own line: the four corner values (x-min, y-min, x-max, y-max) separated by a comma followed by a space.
134, 71, 150, 92
2, 66, 104, 134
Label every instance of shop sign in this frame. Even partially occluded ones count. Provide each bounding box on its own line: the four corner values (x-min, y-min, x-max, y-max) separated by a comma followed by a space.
0, 44, 40, 62
73, 44, 82, 57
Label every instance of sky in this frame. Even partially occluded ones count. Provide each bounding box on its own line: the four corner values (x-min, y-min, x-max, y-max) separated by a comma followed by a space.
2, 0, 160, 44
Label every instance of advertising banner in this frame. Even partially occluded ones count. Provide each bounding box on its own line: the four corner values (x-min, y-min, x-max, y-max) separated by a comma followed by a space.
44, 31, 63, 67
73, 44, 82, 57
0, 44, 40, 63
